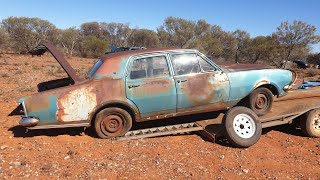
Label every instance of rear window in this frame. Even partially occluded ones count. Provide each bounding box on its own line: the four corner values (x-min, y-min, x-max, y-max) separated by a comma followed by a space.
85, 59, 103, 78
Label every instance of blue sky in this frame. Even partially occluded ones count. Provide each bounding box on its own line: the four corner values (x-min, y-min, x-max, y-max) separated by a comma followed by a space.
1, 0, 319, 52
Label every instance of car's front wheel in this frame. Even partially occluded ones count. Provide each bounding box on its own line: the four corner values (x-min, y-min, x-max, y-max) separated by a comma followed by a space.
248, 87, 273, 116
94, 107, 132, 139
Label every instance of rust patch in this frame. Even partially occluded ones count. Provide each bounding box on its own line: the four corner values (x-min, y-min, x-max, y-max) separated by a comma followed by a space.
25, 95, 50, 112
139, 101, 228, 122
254, 80, 270, 89
180, 73, 216, 105
132, 79, 172, 97
95, 56, 123, 76
57, 87, 97, 122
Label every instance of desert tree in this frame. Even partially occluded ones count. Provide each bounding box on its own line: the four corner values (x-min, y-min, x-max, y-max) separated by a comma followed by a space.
232, 29, 250, 63
2, 16, 57, 52
0, 27, 9, 53
78, 36, 108, 58
158, 17, 196, 48
100, 22, 132, 47
128, 29, 160, 48
241, 36, 280, 64
274, 20, 320, 66
58, 27, 81, 56
80, 22, 101, 38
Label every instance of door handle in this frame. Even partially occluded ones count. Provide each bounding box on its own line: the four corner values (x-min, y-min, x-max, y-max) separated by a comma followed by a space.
177, 79, 188, 83
128, 85, 140, 89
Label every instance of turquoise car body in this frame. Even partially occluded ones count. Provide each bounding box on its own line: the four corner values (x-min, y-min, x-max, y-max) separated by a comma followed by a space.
12, 44, 293, 128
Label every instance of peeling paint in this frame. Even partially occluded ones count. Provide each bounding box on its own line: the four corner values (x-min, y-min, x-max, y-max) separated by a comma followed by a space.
57, 87, 97, 122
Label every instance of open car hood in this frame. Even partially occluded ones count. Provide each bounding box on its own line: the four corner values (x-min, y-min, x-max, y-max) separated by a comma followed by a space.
28, 43, 81, 83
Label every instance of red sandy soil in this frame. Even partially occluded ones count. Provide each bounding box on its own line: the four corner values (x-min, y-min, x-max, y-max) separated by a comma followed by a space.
0, 54, 319, 179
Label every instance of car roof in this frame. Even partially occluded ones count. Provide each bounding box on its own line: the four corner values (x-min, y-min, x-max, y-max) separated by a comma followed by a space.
100, 48, 197, 62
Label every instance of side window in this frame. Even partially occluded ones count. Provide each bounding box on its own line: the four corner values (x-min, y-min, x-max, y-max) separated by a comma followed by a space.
129, 56, 170, 79
197, 55, 216, 72
171, 53, 200, 75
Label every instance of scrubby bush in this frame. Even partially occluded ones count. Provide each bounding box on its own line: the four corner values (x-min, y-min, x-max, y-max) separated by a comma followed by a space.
78, 36, 108, 58
306, 68, 319, 77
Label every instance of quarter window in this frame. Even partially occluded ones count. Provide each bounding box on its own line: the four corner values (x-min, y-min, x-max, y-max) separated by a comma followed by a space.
171, 54, 200, 75
129, 56, 170, 79
197, 55, 216, 72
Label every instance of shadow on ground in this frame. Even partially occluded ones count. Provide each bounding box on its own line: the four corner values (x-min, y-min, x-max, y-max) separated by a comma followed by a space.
8, 125, 97, 138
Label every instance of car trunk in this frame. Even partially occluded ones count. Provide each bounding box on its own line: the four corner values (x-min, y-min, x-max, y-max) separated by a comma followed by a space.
28, 43, 83, 92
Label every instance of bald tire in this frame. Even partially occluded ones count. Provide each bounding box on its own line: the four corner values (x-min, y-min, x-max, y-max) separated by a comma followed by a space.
248, 87, 273, 116
94, 107, 132, 139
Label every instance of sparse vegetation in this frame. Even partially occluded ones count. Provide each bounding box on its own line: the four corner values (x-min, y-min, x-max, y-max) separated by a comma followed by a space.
47, 66, 66, 76
56, 67, 64, 73
14, 70, 22, 74
0, 73, 9, 77
18, 86, 34, 92
0, 16, 319, 64
0, 59, 9, 65
32, 65, 40, 70
306, 68, 319, 77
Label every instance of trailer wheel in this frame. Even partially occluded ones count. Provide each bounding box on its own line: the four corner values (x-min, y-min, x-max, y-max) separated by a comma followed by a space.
300, 109, 320, 138
248, 87, 273, 116
94, 107, 132, 139
223, 106, 262, 148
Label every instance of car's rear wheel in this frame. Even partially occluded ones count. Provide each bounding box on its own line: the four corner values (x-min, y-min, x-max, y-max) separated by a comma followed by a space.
94, 107, 132, 139
248, 87, 273, 116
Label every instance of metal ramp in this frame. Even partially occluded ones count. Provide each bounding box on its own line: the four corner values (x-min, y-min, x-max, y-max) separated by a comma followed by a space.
117, 122, 214, 141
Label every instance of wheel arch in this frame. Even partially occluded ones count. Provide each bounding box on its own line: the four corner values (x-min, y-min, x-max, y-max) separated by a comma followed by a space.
236, 82, 278, 107
256, 83, 279, 96
88, 100, 140, 127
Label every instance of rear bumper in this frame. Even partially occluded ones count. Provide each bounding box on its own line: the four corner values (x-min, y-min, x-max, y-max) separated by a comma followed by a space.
19, 117, 39, 127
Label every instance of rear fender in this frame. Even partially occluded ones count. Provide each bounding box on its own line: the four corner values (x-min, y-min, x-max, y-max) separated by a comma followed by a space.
88, 100, 141, 125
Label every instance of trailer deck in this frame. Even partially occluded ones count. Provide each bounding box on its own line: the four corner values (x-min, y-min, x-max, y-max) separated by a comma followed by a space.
117, 88, 320, 142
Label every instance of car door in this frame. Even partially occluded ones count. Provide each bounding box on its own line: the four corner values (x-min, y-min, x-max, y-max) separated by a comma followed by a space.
171, 52, 230, 113
126, 54, 176, 118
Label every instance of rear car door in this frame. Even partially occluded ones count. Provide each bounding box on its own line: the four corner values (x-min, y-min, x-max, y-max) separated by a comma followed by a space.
171, 52, 230, 113
126, 54, 176, 118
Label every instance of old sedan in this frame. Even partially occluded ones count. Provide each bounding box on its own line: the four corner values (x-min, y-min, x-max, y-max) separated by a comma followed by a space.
10, 44, 294, 139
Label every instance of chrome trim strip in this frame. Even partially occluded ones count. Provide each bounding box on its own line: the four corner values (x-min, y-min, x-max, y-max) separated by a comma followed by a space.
21, 101, 28, 117
27, 123, 90, 130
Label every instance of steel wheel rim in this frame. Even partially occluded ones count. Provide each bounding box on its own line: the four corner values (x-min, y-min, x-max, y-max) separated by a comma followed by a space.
233, 114, 256, 139
101, 114, 124, 135
312, 113, 320, 131
255, 94, 268, 110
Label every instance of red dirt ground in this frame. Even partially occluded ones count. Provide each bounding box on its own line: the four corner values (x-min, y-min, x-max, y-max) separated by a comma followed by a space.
0, 54, 319, 179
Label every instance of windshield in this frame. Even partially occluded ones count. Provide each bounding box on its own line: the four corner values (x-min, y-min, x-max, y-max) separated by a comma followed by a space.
85, 59, 103, 79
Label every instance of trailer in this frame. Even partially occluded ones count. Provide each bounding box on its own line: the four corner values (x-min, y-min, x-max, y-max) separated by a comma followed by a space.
117, 88, 320, 148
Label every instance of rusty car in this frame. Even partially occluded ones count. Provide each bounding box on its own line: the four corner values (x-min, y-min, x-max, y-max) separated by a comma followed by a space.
10, 43, 294, 141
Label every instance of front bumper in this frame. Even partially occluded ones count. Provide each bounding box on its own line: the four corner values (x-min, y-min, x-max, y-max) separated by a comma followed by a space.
19, 117, 39, 127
